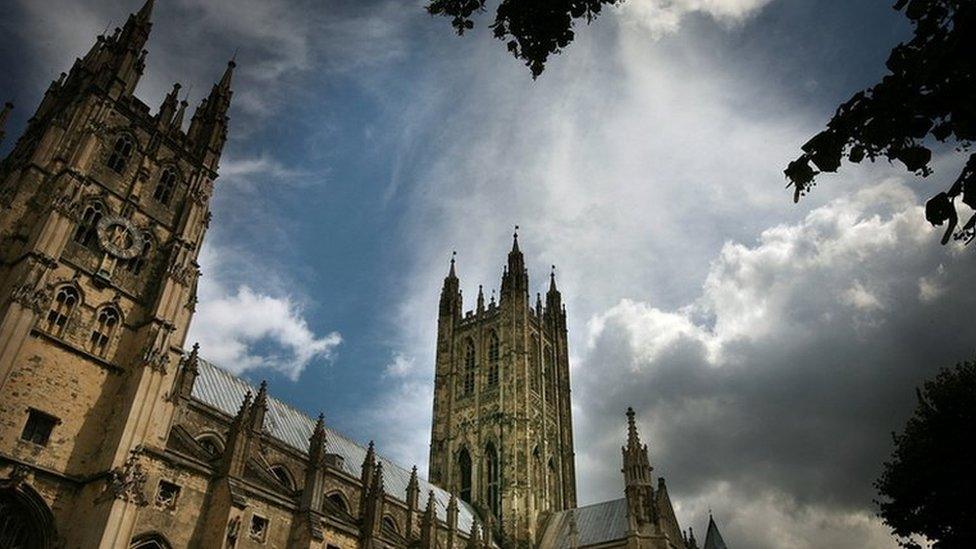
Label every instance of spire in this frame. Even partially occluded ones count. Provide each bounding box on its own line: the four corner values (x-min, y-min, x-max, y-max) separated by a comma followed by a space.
310, 413, 326, 451
477, 285, 485, 313
702, 512, 728, 549
511, 225, 520, 253
536, 292, 543, 316
249, 380, 268, 431
135, 0, 155, 22
218, 59, 236, 92
549, 265, 558, 293
406, 466, 421, 539
467, 518, 482, 549
688, 526, 699, 549
420, 490, 437, 548
439, 252, 461, 318
0, 102, 12, 145
626, 407, 641, 450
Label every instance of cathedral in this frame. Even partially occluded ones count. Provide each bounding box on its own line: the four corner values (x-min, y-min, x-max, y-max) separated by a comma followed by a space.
0, 2, 729, 548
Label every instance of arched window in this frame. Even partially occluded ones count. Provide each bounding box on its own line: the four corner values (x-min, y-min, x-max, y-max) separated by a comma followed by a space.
270, 465, 294, 491
122, 237, 152, 275
487, 332, 500, 387
324, 492, 350, 515
485, 442, 500, 519
74, 201, 104, 249
548, 458, 560, 509
530, 339, 540, 394
196, 434, 223, 458
89, 306, 120, 356
462, 338, 476, 397
46, 286, 79, 337
457, 448, 472, 504
382, 515, 400, 535
107, 134, 134, 173
153, 168, 178, 205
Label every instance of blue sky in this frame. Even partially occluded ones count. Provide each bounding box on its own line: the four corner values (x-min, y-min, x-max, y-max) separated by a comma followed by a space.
3, 1, 974, 547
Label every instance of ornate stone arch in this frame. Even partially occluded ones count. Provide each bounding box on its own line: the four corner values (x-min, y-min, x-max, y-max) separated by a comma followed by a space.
324, 490, 351, 515
0, 473, 58, 549
382, 514, 400, 535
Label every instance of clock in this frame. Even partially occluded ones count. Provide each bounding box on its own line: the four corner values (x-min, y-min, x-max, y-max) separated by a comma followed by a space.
96, 215, 144, 259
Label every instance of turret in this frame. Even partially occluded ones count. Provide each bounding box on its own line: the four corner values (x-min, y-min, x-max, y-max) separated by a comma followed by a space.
248, 380, 268, 433
406, 466, 421, 538
92, 0, 155, 98
500, 226, 528, 301
361, 462, 386, 541
219, 391, 253, 477
174, 342, 200, 398
420, 490, 437, 549
157, 83, 181, 130
622, 407, 657, 530
188, 60, 235, 171
299, 413, 327, 512
447, 492, 459, 547
439, 252, 461, 319
360, 440, 377, 517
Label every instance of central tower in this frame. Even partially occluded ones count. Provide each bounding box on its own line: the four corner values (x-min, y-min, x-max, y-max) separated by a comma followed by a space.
428, 230, 577, 547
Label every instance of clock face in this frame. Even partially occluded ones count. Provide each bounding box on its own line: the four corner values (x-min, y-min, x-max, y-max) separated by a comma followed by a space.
96, 215, 144, 259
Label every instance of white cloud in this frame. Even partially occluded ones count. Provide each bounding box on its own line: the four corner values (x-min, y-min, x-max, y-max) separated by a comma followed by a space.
622, 0, 777, 35
384, 353, 416, 378
188, 246, 342, 381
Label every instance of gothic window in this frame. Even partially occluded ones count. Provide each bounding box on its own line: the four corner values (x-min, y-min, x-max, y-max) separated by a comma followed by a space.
382, 516, 400, 535
153, 168, 178, 205
45, 285, 79, 337
324, 492, 350, 515
457, 448, 472, 504
462, 338, 476, 397
89, 306, 120, 357
249, 514, 269, 543
485, 442, 500, 519
21, 408, 58, 446
107, 134, 134, 173
548, 458, 560, 508
122, 237, 152, 275
196, 434, 223, 457
0, 486, 57, 549
74, 201, 104, 249
530, 339, 540, 394
154, 480, 181, 510
487, 332, 500, 387
270, 465, 294, 491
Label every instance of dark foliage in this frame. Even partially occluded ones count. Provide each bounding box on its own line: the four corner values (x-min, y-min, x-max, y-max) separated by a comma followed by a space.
426, 0, 623, 78
785, 1, 976, 246
874, 360, 976, 548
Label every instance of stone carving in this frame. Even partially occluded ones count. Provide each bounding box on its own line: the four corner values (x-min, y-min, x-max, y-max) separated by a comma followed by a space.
10, 283, 51, 314
107, 452, 148, 506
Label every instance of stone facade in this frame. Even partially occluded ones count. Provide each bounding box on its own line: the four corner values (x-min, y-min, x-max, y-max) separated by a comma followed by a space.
0, 2, 731, 548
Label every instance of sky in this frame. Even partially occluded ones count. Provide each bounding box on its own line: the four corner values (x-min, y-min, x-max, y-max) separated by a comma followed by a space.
1, 1, 973, 547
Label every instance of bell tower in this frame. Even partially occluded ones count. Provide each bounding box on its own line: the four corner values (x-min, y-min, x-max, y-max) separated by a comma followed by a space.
428, 229, 577, 546
0, 1, 234, 546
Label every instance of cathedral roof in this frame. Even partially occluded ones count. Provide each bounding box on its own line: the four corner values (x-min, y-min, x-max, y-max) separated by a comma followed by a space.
702, 514, 728, 549
191, 357, 478, 532
540, 498, 629, 547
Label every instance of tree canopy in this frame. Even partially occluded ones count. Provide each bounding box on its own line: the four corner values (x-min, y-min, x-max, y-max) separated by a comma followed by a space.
785, 0, 976, 246
874, 360, 976, 548
425, 0, 623, 78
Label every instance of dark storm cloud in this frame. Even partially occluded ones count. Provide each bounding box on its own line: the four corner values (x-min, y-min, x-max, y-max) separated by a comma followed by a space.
574, 181, 974, 547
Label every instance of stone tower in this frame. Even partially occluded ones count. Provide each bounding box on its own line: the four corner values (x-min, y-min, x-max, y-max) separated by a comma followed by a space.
428, 230, 577, 547
0, 0, 233, 546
